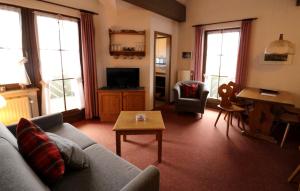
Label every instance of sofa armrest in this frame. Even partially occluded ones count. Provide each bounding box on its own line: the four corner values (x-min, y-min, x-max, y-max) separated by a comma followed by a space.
120, 165, 160, 191
7, 113, 64, 136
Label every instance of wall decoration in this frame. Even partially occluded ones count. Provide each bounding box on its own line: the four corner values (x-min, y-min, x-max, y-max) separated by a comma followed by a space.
182, 52, 192, 59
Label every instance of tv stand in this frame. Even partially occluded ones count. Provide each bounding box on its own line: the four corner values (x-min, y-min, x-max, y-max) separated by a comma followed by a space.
97, 87, 145, 122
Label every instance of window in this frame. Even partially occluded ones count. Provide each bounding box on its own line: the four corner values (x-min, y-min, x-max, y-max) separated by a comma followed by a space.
0, 6, 28, 85
36, 13, 84, 114
204, 29, 240, 99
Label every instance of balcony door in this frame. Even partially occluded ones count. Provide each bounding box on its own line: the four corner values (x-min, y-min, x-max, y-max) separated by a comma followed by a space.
203, 28, 240, 99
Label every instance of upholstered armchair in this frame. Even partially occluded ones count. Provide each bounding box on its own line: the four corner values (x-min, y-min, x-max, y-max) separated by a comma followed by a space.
173, 80, 209, 118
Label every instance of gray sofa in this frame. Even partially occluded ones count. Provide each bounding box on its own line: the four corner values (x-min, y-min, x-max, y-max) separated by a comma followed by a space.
173, 80, 209, 117
0, 113, 160, 191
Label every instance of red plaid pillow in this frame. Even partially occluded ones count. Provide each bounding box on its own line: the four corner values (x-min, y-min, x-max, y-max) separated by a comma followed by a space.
182, 83, 199, 98
16, 118, 65, 184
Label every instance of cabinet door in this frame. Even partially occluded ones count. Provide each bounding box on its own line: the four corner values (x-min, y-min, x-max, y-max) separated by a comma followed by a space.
98, 91, 122, 122
123, 91, 145, 111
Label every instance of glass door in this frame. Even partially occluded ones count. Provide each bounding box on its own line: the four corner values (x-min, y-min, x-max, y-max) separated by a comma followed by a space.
204, 29, 240, 99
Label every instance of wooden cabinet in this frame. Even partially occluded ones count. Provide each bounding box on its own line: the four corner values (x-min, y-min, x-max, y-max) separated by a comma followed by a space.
98, 89, 145, 122
123, 91, 145, 111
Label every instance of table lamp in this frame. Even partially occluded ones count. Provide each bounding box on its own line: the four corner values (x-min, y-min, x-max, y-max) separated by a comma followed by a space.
18, 57, 31, 89
177, 70, 191, 81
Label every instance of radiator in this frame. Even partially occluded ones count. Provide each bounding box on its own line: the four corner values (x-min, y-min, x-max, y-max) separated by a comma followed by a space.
0, 96, 32, 125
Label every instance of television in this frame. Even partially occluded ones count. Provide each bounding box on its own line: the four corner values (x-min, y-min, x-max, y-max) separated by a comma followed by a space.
106, 68, 140, 89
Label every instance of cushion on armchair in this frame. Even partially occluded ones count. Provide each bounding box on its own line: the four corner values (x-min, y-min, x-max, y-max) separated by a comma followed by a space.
181, 83, 199, 98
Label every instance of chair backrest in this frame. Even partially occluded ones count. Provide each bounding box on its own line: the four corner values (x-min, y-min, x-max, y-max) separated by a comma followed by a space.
228, 81, 239, 102
218, 84, 232, 107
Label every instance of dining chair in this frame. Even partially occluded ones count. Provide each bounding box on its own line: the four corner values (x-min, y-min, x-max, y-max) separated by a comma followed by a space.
214, 83, 246, 137
278, 107, 300, 148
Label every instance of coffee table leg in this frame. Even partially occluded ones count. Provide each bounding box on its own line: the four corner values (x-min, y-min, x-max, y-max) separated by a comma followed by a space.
157, 131, 162, 163
116, 132, 121, 156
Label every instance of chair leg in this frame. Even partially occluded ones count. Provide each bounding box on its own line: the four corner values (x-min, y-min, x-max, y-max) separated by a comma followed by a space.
215, 110, 222, 127
226, 112, 231, 137
224, 113, 228, 120
230, 113, 233, 126
288, 164, 300, 182
238, 112, 246, 133
281, 123, 291, 148
199, 113, 203, 119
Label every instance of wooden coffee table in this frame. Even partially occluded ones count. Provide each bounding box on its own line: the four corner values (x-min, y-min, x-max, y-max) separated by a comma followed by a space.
113, 111, 165, 162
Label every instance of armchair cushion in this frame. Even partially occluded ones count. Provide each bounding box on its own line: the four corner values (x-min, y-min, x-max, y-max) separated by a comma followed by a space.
181, 83, 199, 98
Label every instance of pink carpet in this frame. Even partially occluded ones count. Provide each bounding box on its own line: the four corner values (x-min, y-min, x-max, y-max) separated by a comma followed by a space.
73, 105, 300, 191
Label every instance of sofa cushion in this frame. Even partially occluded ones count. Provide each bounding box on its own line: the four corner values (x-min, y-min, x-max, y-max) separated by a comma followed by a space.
52, 144, 141, 191
17, 118, 65, 184
0, 122, 18, 149
0, 138, 49, 191
47, 132, 90, 170
47, 123, 95, 149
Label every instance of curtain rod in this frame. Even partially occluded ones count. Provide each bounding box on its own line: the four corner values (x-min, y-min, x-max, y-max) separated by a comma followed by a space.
192, 17, 257, 27
37, 0, 98, 15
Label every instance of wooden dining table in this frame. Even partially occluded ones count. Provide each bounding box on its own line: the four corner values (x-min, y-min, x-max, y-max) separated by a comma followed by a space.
237, 87, 295, 142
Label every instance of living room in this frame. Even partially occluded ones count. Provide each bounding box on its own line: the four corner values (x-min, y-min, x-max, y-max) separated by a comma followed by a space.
0, 0, 300, 191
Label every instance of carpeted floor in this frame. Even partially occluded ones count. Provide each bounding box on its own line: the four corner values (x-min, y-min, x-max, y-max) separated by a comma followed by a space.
73, 105, 300, 191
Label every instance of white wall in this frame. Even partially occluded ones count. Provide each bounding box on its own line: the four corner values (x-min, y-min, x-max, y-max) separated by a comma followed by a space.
178, 0, 300, 106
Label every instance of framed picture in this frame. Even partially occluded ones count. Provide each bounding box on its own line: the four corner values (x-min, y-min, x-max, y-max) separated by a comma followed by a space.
182, 52, 192, 59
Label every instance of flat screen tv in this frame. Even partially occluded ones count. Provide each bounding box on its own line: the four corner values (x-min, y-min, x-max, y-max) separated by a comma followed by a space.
106, 68, 140, 89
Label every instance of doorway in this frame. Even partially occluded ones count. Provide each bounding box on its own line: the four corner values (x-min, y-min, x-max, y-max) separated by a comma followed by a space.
153, 32, 172, 108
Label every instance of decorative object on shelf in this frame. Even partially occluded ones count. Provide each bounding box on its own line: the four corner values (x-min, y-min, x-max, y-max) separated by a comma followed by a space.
0, 86, 6, 92
182, 51, 192, 59
135, 113, 146, 121
109, 29, 146, 59
177, 70, 191, 81
264, 34, 295, 62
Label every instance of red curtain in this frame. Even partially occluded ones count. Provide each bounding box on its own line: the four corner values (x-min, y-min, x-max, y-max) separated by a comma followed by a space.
193, 26, 204, 81
80, 12, 98, 119
235, 19, 252, 88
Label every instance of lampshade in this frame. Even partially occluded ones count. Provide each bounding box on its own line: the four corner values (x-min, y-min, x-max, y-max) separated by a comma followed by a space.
0, 95, 6, 109
18, 57, 31, 86
178, 70, 191, 81
265, 34, 295, 55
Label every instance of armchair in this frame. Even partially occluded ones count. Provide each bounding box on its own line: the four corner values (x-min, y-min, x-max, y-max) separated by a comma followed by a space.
173, 80, 209, 118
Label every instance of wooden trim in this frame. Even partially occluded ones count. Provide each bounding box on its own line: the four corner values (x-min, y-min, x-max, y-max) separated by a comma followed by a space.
36, 0, 98, 15
122, 0, 186, 22
0, 2, 79, 20
153, 31, 172, 109
192, 17, 257, 27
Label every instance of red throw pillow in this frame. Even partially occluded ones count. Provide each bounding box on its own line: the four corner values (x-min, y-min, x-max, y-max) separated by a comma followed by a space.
16, 118, 65, 184
182, 83, 199, 98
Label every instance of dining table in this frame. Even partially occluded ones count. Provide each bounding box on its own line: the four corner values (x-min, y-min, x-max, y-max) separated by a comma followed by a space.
237, 87, 295, 142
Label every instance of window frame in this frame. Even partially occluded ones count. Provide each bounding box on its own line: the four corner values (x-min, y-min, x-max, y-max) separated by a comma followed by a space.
0, 5, 26, 88
203, 27, 241, 106
35, 12, 85, 113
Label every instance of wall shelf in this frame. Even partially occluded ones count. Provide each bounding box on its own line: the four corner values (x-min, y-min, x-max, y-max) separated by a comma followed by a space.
109, 51, 145, 57
109, 29, 146, 58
